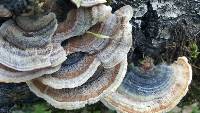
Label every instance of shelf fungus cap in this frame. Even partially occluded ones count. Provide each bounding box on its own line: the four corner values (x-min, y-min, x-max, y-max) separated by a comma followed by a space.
66, 5, 133, 68
15, 13, 56, 32
27, 59, 127, 110
97, 5, 133, 68
0, 13, 57, 49
54, 5, 112, 42
65, 22, 111, 54
102, 57, 192, 113
0, 34, 66, 71
38, 52, 101, 89
71, 0, 107, 8
0, 64, 61, 83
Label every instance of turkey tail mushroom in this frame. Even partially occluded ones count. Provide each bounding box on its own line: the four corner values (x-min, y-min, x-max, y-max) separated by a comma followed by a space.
97, 5, 133, 68
1, 13, 57, 49
53, 4, 112, 42
102, 57, 192, 113
38, 52, 101, 89
0, 42, 66, 83
70, 0, 107, 8
26, 59, 127, 110
66, 5, 133, 68
0, 12, 66, 72
0, 35, 66, 71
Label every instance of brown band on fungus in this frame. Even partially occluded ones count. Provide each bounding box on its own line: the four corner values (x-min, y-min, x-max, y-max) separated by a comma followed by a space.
27, 60, 127, 110
39, 53, 101, 89
65, 23, 111, 54
55, 9, 77, 34
54, 55, 97, 79
53, 4, 112, 42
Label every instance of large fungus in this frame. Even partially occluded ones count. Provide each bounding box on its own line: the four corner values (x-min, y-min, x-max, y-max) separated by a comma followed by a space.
102, 57, 192, 113
71, 0, 107, 8
1, 13, 57, 49
66, 5, 133, 68
53, 4, 112, 42
0, 13, 66, 72
27, 60, 127, 110
27, 5, 134, 109
38, 52, 101, 89
0, 40, 66, 83
96, 5, 133, 68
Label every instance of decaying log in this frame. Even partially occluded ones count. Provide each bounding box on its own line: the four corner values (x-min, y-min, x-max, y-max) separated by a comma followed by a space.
0, 83, 40, 113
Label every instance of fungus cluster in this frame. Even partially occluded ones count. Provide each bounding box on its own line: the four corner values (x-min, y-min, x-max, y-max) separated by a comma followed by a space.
0, 0, 192, 112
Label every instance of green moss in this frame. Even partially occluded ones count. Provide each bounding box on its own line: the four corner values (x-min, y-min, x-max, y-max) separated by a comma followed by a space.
190, 42, 200, 60
11, 102, 116, 113
191, 105, 200, 113
106, 0, 113, 5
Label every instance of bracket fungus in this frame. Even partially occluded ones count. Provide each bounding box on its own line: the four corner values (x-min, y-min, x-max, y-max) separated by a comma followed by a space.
23, 4, 133, 110
102, 57, 192, 113
39, 52, 101, 89
0, 13, 66, 71
0, 12, 66, 83
96, 13, 133, 68
65, 5, 133, 68
54, 4, 112, 42
27, 59, 127, 110
1, 13, 57, 49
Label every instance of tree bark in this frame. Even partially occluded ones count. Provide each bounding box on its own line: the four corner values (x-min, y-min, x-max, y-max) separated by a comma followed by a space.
0, 83, 40, 113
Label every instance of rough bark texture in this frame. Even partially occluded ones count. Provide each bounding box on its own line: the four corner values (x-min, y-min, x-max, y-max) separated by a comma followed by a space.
0, 83, 41, 113
0, 0, 200, 112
